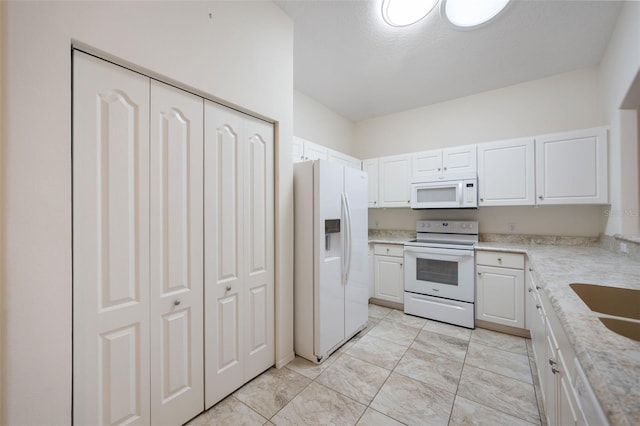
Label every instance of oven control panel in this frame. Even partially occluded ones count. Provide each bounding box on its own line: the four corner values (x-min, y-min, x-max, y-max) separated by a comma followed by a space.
416, 220, 478, 234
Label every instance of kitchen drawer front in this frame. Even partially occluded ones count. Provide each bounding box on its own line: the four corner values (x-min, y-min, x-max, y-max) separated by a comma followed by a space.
476, 250, 524, 269
374, 244, 404, 257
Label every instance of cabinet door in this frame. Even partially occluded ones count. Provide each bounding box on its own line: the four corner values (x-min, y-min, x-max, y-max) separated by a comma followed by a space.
328, 148, 354, 168
243, 116, 275, 380
204, 102, 245, 408
374, 255, 403, 303
477, 138, 535, 206
304, 140, 329, 161
476, 265, 524, 328
73, 51, 151, 426
379, 154, 412, 207
442, 144, 477, 175
292, 136, 305, 163
535, 127, 608, 205
363, 159, 379, 208
411, 149, 442, 180
149, 80, 204, 424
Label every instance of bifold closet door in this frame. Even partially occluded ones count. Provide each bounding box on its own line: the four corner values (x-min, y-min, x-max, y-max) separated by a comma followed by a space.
73, 51, 151, 425
204, 101, 275, 408
149, 80, 204, 424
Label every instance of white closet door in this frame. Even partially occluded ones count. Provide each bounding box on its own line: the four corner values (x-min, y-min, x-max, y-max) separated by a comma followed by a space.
73, 51, 151, 425
149, 80, 204, 424
204, 101, 246, 408
243, 116, 275, 380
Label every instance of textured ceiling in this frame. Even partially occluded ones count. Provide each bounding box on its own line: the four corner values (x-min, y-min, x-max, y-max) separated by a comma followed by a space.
275, 0, 623, 122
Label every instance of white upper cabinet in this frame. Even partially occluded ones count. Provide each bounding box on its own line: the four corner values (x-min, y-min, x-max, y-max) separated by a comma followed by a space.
477, 137, 535, 206
292, 136, 305, 163
363, 159, 379, 208
304, 139, 329, 161
293, 136, 360, 169
411, 144, 477, 181
535, 127, 608, 205
379, 154, 412, 207
328, 148, 361, 170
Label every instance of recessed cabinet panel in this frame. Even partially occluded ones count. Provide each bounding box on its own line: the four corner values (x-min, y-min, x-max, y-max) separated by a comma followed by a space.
379, 155, 412, 207
374, 254, 403, 303
99, 91, 142, 308
535, 127, 608, 205
477, 138, 535, 206
219, 295, 241, 371
248, 133, 267, 274
249, 285, 268, 354
161, 310, 191, 400
218, 124, 241, 282
101, 325, 142, 425
412, 150, 442, 180
442, 145, 477, 175
363, 159, 379, 207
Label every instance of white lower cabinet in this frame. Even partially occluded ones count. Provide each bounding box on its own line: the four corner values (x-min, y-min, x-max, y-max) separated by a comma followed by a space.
527, 266, 606, 426
475, 251, 525, 329
373, 244, 404, 303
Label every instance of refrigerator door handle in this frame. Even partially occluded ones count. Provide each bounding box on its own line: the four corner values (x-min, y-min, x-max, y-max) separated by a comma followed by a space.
343, 192, 353, 285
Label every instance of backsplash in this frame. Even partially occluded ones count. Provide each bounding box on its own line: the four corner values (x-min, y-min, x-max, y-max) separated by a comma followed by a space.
368, 229, 415, 240
479, 233, 600, 247
600, 234, 640, 262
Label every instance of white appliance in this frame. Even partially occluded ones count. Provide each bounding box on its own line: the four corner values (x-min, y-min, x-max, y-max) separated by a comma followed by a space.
404, 220, 478, 328
410, 173, 478, 209
294, 160, 369, 363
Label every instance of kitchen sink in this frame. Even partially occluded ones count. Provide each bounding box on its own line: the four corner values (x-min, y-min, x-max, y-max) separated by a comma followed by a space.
570, 283, 640, 320
599, 318, 640, 342
570, 283, 640, 342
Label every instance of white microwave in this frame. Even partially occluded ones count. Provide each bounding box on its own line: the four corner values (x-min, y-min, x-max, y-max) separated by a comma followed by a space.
410, 175, 478, 209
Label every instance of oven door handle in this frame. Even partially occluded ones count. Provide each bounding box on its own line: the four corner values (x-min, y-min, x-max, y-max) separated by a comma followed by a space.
403, 246, 474, 257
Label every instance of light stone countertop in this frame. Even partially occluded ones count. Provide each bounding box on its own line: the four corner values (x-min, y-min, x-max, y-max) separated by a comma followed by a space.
476, 242, 640, 426
368, 229, 414, 245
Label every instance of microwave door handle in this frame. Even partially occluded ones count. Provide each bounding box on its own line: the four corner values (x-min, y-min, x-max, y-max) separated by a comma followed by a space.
458, 181, 464, 206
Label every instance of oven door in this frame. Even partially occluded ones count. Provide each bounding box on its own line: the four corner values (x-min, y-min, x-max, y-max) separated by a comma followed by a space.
404, 245, 475, 303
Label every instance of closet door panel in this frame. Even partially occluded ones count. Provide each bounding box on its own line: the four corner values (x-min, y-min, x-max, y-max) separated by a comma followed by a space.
73, 51, 150, 426
204, 101, 245, 408
243, 117, 275, 379
150, 80, 204, 424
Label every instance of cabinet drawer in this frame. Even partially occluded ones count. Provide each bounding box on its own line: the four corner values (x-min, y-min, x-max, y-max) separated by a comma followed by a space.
374, 244, 404, 257
476, 251, 524, 269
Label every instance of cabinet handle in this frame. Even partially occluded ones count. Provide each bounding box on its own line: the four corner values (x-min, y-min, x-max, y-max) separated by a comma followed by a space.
536, 304, 541, 310
374, 201, 377, 204
536, 286, 541, 290
528, 288, 533, 293
548, 358, 557, 366
174, 298, 181, 306
538, 195, 544, 200
497, 257, 502, 262
437, 167, 441, 171
529, 267, 532, 272
477, 272, 481, 277
443, 167, 447, 171
400, 263, 403, 267
386, 248, 390, 253
551, 365, 560, 374
480, 198, 484, 202
226, 285, 232, 291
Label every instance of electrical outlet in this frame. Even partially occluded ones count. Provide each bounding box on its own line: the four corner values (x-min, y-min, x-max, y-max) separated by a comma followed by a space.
508, 223, 516, 233
620, 242, 628, 253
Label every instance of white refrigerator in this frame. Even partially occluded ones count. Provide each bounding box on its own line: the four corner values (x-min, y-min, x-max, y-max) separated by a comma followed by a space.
294, 160, 369, 363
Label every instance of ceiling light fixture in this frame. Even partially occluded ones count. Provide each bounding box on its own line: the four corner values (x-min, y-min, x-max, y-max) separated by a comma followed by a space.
442, 0, 511, 29
381, 0, 439, 27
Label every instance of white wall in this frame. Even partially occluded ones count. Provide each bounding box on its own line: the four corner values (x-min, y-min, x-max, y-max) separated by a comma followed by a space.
357, 67, 609, 236
0, 1, 4, 421
1, 2, 293, 424
599, 2, 640, 236
355, 67, 605, 158
294, 89, 356, 155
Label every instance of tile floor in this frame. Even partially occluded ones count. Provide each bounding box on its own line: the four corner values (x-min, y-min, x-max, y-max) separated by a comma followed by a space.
188, 304, 546, 426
